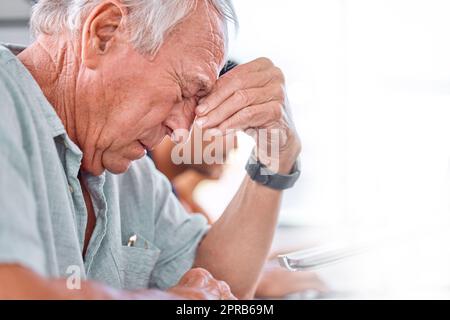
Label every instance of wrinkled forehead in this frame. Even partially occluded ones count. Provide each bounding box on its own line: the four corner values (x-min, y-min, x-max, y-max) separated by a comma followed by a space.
204, 2, 229, 69
168, 0, 228, 70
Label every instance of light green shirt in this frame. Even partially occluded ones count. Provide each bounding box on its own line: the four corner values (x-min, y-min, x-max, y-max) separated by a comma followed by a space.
0, 44, 208, 290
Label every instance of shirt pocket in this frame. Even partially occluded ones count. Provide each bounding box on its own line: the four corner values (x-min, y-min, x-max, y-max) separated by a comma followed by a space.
113, 234, 161, 290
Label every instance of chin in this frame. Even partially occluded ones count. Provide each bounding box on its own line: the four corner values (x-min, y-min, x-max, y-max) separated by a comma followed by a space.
102, 156, 133, 175
106, 161, 132, 175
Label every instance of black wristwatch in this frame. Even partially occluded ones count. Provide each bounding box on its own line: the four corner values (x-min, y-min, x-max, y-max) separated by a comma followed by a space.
245, 156, 301, 190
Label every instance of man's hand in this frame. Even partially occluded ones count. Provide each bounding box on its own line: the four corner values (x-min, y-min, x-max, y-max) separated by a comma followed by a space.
255, 260, 328, 298
167, 268, 237, 300
195, 57, 301, 174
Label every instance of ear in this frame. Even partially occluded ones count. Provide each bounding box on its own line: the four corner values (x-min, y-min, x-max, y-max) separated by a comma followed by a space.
81, 1, 125, 69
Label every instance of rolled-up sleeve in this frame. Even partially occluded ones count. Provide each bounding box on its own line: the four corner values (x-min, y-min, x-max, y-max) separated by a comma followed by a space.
0, 80, 46, 275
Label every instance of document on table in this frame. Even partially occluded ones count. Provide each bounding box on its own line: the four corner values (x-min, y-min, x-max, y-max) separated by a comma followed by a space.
278, 242, 368, 271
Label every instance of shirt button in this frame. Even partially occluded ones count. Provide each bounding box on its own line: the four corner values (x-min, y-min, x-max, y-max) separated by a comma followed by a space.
68, 185, 74, 193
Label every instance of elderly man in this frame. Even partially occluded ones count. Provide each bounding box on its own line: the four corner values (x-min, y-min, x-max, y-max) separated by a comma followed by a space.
0, 0, 301, 299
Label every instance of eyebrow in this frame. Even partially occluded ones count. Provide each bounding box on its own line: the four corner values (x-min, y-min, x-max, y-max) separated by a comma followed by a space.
179, 68, 215, 99
194, 77, 214, 97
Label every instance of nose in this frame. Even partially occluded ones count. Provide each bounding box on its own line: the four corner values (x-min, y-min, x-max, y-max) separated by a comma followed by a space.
165, 100, 197, 143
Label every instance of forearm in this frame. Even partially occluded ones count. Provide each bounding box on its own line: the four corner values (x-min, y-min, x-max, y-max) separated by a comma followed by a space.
194, 175, 283, 299
0, 265, 176, 300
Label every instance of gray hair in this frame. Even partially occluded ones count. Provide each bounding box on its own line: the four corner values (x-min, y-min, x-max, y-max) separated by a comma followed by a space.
30, 0, 237, 55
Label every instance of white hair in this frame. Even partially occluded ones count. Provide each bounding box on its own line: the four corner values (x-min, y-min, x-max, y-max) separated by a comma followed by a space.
30, 0, 237, 55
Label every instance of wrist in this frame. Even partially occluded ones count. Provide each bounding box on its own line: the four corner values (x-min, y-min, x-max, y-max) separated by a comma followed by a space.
277, 155, 299, 175
278, 132, 301, 174
256, 140, 301, 175
246, 155, 300, 190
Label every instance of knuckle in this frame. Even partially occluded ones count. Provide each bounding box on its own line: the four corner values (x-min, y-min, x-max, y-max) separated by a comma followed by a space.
224, 70, 242, 82
257, 57, 274, 67
190, 268, 211, 278
218, 280, 231, 291
225, 75, 244, 93
272, 84, 286, 102
222, 73, 238, 87
271, 102, 284, 121
234, 76, 246, 90
241, 107, 254, 120
235, 89, 250, 105
272, 67, 285, 83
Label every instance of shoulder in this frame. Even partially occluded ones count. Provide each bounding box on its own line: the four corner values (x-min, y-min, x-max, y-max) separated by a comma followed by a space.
0, 47, 26, 146
0, 54, 33, 157
0, 44, 17, 65
0, 45, 30, 120
0, 50, 33, 188
0, 45, 27, 89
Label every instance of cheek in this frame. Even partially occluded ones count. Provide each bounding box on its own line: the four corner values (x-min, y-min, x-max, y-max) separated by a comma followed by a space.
118, 100, 171, 133
140, 124, 169, 149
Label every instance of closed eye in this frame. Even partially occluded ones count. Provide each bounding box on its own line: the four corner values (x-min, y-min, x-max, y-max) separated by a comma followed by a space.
197, 78, 213, 97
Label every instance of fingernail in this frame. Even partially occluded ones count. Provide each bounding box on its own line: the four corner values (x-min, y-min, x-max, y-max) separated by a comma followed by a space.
195, 117, 208, 128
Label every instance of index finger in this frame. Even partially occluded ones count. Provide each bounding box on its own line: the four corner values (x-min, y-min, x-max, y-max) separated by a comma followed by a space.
195, 65, 279, 116
196, 58, 273, 116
